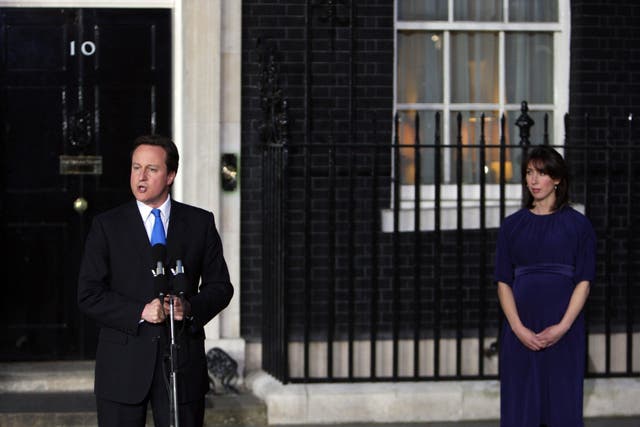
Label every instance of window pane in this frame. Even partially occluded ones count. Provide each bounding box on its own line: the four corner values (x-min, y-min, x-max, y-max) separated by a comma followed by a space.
397, 32, 443, 104
506, 33, 553, 104
448, 111, 507, 184
509, 0, 558, 22
454, 0, 502, 21
398, 0, 447, 21
451, 32, 499, 103
397, 110, 442, 185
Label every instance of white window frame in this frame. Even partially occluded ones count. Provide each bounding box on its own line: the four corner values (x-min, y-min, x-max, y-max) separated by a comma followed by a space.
387, 0, 571, 232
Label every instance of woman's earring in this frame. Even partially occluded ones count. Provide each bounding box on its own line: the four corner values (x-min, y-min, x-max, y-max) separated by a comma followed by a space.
554, 185, 558, 191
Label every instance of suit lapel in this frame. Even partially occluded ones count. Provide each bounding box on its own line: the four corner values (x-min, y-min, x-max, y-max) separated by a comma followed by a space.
166, 200, 188, 268
124, 200, 154, 269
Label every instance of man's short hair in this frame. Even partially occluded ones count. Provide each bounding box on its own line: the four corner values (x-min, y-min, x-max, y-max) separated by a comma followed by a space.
131, 134, 179, 174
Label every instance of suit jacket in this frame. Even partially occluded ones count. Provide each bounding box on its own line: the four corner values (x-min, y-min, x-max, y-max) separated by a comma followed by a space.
77, 199, 233, 404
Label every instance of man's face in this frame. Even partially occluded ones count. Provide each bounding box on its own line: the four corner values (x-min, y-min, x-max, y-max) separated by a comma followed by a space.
130, 144, 176, 208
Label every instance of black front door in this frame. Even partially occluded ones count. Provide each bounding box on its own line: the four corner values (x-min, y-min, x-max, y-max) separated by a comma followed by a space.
0, 8, 171, 360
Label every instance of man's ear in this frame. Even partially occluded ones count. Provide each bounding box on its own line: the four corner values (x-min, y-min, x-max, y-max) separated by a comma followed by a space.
167, 170, 177, 187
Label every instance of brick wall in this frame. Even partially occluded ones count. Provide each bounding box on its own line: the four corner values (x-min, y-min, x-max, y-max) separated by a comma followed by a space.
569, 0, 640, 117
242, 0, 395, 341
568, 0, 640, 332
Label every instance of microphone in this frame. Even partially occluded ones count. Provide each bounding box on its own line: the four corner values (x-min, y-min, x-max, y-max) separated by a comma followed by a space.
151, 243, 170, 297
172, 259, 188, 298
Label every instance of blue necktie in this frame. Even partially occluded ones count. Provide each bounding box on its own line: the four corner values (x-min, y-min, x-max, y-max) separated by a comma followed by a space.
150, 208, 166, 246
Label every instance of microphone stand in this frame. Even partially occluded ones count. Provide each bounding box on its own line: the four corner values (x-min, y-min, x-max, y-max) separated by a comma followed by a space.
151, 244, 180, 427
167, 294, 180, 427
167, 259, 188, 427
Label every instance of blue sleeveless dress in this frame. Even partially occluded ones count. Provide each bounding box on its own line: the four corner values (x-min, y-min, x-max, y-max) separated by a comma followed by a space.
494, 207, 596, 427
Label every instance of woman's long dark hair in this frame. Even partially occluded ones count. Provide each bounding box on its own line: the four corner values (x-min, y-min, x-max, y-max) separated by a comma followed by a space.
521, 145, 569, 211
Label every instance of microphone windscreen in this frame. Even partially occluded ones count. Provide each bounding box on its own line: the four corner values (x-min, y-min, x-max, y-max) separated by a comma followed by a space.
151, 244, 168, 297
173, 274, 187, 296
154, 274, 169, 296
151, 243, 166, 264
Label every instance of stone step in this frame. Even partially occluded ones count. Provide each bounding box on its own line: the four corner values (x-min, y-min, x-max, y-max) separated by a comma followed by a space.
0, 361, 94, 393
0, 391, 267, 427
0, 361, 267, 427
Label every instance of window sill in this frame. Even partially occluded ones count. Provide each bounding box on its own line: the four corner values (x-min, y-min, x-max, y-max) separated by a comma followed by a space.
381, 202, 586, 232
381, 200, 520, 232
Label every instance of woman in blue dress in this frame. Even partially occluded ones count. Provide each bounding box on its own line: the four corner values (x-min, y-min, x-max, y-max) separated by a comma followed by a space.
494, 145, 596, 427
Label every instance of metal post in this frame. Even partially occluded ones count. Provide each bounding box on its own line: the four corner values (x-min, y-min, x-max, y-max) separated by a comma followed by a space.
168, 296, 179, 427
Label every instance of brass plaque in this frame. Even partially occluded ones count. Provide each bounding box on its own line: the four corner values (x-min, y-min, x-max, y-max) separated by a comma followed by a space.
59, 155, 103, 175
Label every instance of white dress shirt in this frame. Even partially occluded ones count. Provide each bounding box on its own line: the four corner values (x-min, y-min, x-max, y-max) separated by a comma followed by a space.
136, 195, 171, 242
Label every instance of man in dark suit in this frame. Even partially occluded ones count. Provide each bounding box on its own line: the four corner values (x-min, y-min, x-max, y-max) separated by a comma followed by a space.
78, 134, 233, 427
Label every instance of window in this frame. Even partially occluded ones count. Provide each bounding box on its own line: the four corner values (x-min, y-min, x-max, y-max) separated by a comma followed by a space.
388, 0, 570, 231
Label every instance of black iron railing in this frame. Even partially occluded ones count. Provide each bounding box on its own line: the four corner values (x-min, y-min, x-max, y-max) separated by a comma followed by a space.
261, 101, 640, 383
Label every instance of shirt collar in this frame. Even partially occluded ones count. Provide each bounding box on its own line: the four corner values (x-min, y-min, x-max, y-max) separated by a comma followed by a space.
136, 195, 172, 222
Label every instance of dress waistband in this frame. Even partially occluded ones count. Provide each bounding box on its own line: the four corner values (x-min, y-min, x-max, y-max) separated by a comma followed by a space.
515, 263, 574, 278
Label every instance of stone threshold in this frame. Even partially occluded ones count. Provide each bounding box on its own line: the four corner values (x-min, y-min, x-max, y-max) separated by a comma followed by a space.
246, 370, 640, 425
0, 361, 266, 427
